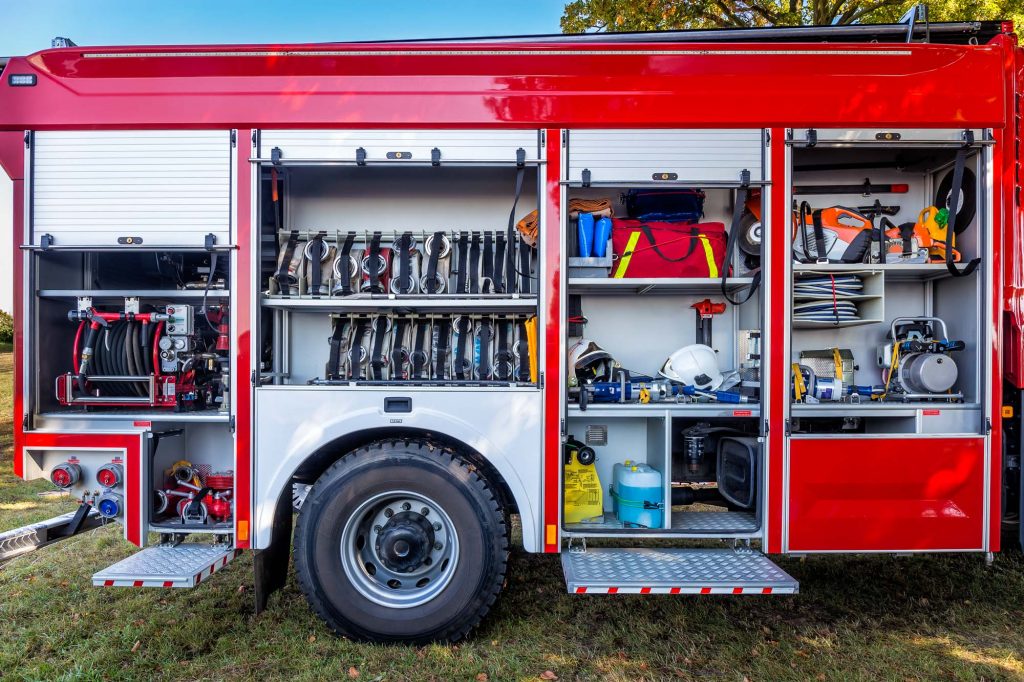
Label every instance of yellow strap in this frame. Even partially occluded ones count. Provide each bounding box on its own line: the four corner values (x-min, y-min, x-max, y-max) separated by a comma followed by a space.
832, 347, 843, 381
525, 316, 539, 383
698, 234, 718, 278
613, 231, 642, 278
792, 363, 806, 401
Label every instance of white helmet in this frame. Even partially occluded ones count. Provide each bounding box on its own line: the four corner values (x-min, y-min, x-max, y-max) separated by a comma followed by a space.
659, 344, 722, 390
568, 338, 617, 385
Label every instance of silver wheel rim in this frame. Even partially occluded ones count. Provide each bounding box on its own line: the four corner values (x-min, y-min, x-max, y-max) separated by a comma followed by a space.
340, 490, 459, 608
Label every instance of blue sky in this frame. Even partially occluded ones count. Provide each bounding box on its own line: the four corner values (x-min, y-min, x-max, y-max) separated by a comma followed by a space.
0, 0, 569, 56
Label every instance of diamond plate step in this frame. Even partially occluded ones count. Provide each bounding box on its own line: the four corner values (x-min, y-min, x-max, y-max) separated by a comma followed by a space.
93, 544, 240, 588
562, 547, 798, 595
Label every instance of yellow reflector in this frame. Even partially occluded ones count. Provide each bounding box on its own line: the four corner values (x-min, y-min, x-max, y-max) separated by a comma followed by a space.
545, 524, 557, 546
237, 520, 249, 542
1002, 405, 1014, 418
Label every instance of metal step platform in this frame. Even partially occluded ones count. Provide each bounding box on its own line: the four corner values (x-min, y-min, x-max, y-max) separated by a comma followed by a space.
562, 547, 799, 595
0, 506, 102, 562
93, 544, 240, 588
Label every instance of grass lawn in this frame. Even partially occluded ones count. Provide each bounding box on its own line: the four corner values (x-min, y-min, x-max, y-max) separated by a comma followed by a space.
1, 349, 1024, 680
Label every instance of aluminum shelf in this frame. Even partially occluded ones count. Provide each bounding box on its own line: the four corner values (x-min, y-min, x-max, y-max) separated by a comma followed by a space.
567, 403, 759, 418
261, 293, 537, 313
38, 289, 230, 300
792, 263, 958, 282
568, 277, 754, 296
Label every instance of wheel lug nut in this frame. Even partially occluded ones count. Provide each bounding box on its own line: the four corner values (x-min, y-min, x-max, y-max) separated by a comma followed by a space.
384, 508, 394, 518
433, 542, 443, 551
433, 522, 442, 531
420, 507, 429, 516
373, 525, 382, 534
401, 502, 411, 511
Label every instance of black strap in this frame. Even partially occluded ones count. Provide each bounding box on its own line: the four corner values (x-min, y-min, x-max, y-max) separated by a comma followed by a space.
391, 318, 409, 379
482, 233, 494, 293
568, 294, 584, 337
469, 232, 481, 294
721, 183, 761, 306
309, 232, 326, 295
350, 318, 368, 380
434, 319, 451, 379
494, 319, 511, 380
811, 209, 828, 262
337, 232, 356, 295
326, 317, 348, 379
275, 230, 299, 288
368, 232, 382, 292
516, 320, 531, 382
493, 233, 506, 293
632, 224, 700, 263
945, 146, 981, 278
398, 232, 413, 294
370, 316, 388, 380
456, 232, 469, 294
425, 231, 444, 294
519, 238, 531, 294
411, 321, 429, 380
507, 164, 526, 293
477, 319, 492, 380
454, 317, 472, 380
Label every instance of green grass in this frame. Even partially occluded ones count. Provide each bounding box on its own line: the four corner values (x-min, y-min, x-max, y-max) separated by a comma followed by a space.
1, 350, 1024, 680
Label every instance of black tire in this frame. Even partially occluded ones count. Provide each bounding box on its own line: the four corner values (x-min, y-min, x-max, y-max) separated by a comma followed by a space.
294, 439, 509, 643
935, 166, 977, 234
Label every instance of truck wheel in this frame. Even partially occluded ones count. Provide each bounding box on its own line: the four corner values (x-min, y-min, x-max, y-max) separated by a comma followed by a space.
294, 440, 509, 643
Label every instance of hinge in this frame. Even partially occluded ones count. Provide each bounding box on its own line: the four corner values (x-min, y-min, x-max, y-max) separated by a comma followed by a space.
230, 415, 236, 434
250, 369, 257, 387
784, 418, 792, 436
22, 413, 30, 430
986, 417, 993, 434
23, 131, 31, 148
540, 130, 546, 148
567, 536, 586, 553
230, 130, 237, 148
763, 418, 770, 435
581, 168, 591, 187
805, 128, 817, 148
764, 129, 771, 146
560, 417, 566, 436
539, 370, 544, 388
251, 129, 258, 145
561, 129, 567, 147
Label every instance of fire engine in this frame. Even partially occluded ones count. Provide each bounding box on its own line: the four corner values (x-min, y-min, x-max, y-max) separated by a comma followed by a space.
1, 15, 1023, 644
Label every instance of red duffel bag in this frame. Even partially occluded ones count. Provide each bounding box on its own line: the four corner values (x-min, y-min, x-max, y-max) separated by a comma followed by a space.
610, 219, 727, 278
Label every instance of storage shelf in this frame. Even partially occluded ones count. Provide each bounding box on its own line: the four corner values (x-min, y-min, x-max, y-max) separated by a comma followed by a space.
568, 277, 753, 296
791, 402, 978, 417
567, 403, 759, 418
671, 511, 758, 534
791, 317, 883, 329
38, 289, 230, 300
792, 263, 957, 282
38, 408, 230, 423
261, 293, 537, 313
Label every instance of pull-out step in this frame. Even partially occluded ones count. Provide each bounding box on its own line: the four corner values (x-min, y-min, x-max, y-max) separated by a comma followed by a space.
93, 544, 240, 588
562, 547, 798, 595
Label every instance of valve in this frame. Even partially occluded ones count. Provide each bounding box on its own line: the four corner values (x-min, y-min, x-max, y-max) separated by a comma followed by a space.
96, 491, 123, 519
96, 462, 123, 488
50, 462, 82, 489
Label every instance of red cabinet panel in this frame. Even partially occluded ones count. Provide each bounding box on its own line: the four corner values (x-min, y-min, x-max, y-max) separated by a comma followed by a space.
787, 437, 985, 552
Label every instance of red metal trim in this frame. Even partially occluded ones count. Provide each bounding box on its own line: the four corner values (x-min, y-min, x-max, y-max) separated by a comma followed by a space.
542, 128, 561, 553
234, 131, 253, 550
766, 127, 787, 554
19, 432, 144, 546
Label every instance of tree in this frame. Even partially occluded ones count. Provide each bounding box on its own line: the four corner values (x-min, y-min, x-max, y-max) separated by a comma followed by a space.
0, 310, 12, 344
561, 0, 1024, 33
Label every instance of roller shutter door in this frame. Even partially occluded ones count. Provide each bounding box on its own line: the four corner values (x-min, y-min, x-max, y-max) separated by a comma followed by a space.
258, 129, 541, 163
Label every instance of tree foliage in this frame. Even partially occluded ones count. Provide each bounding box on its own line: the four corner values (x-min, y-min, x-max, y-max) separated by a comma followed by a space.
0, 310, 12, 344
561, 0, 1024, 33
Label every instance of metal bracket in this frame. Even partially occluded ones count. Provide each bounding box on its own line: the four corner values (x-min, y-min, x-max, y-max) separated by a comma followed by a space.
76, 297, 92, 313
270, 146, 282, 166
355, 147, 367, 166
962, 129, 976, 148
515, 147, 526, 168
204, 233, 217, 251
124, 297, 140, 315
39, 233, 54, 251
431, 147, 441, 166
739, 168, 751, 188
230, 130, 237, 148
567, 536, 587, 554
804, 129, 817, 148
581, 168, 591, 187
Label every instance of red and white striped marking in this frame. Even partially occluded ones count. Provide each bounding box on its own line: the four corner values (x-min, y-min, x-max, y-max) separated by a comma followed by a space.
94, 550, 241, 589
572, 585, 793, 595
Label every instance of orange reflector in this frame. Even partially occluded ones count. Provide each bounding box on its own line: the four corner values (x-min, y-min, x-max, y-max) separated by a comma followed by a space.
1003, 405, 1014, 418
545, 524, 557, 546
237, 520, 249, 542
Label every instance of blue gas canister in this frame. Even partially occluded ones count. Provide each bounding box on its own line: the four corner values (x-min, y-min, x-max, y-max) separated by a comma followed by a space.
611, 460, 664, 528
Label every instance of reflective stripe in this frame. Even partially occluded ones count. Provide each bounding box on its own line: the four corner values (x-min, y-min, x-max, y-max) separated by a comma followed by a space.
613, 231, 642, 278
698, 234, 718, 278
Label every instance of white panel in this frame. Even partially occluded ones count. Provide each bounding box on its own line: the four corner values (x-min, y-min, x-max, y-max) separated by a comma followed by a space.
32, 130, 232, 247
260, 129, 540, 163
567, 129, 763, 184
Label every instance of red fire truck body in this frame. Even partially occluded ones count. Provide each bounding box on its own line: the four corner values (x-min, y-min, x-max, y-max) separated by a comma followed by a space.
1, 20, 1022, 642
